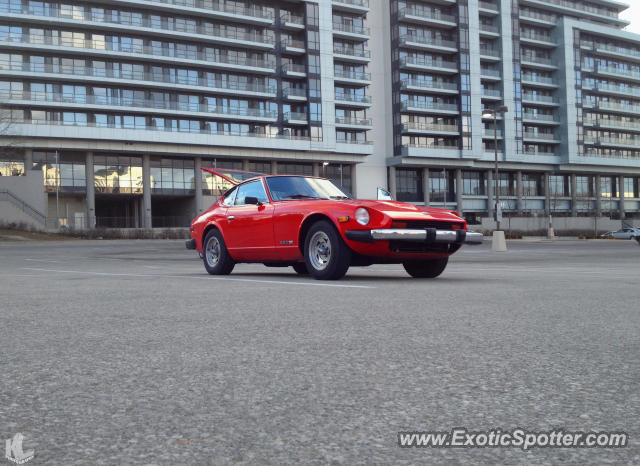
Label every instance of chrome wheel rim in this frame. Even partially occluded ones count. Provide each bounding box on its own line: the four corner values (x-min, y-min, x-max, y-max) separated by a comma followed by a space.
309, 231, 331, 271
205, 236, 221, 267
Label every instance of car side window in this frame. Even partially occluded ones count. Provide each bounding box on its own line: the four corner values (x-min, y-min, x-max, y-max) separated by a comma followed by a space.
234, 180, 269, 205
222, 187, 237, 206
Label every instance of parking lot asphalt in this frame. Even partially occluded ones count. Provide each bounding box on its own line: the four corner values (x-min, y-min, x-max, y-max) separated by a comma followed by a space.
0, 238, 639, 465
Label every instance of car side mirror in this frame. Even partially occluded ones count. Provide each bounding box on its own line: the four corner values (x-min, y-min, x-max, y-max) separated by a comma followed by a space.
245, 196, 262, 206
377, 187, 393, 201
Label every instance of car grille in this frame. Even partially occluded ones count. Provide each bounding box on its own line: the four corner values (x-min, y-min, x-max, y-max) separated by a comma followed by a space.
389, 220, 462, 253
401, 220, 457, 230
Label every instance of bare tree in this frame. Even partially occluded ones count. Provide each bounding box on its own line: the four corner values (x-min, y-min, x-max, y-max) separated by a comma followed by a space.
0, 101, 21, 163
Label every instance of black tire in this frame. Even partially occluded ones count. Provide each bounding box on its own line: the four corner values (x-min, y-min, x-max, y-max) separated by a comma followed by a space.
403, 257, 448, 278
202, 229, 235, 275
292, 263, 309, 275
304, 220, 351, 280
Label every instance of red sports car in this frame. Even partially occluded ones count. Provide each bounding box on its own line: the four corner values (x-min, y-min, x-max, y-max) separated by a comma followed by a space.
186, 168, 483, 280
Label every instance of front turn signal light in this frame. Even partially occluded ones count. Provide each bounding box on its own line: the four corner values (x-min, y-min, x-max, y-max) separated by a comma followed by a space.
338, 216, 350, 223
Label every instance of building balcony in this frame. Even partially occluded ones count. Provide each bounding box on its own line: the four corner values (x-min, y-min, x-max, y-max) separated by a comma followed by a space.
521, 56, 557, 70
523, 132, 561, 143
519, 31, 557, 47
3, 91, 278, 121
478, 1, 500, 14
335, 116, 373, 129
0, 62, 277, 97
522, 94, 560, 106
481, 89, 503, 101
283, 112, 308, 124
332, 0, 370, 14
482, 129, 504, 138
584, 118, 640, 132
280, 12, 305, 30
281, 63, 307, 78
400, 79, 458, 94
280, 38, 305, 54
335, 93, 372, 107
593, 43, 640, 64
398, 6, 457, 27
591, 83, 640, 98
399, 56, 458, 74
282, 87, 307, 101
401, 100, 459, 115
519, 0, 629, 28
522, 148, 557, 156
521, 74, 558, 88
332, 22, 370, 39
0, 34, 277, 74
594, 101, 640, 115
519, 9, 557, 25
333, 69, 371, 83
480, 68, 502, 81
401, 144, 461, 157
592, 64, 640, 83
333, 45, 371, 62
479, 24, 500, 37
402, 122, 460, 135
584, 137, 640, 148
522, 113, 561, 125
479, 47, 501, 60
399, 34, 458, 53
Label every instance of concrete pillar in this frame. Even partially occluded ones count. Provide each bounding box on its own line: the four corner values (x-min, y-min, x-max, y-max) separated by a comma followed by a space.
388, 166, 397, 200
570, 174, 577, 217
24, 148, 33, 171
487, 169, 494, 218
143, 154, 152, 228
194, 156, 203, 215
85, 151, 95, 229
270, 160, 277, 175
242, 159, 249, 171
422, 168, 430, 206
313, 163, 320, 177
595, 174, 602, 217
516, 170, 523, 215
544, 172, 551, 216
619, 175, 626, 220
455, 168, 463, 214
350, 163, 357, 197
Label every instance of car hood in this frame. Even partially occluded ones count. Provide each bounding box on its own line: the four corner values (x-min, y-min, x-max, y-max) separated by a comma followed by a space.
343, 199, 464, 222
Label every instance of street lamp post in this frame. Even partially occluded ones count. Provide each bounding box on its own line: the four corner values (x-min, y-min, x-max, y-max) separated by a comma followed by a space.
482, 106, 508, 250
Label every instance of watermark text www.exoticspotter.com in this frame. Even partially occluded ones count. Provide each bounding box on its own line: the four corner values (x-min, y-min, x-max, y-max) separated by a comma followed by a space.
398, 428, 628, 451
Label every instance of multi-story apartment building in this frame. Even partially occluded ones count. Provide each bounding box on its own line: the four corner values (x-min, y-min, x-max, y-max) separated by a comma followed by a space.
0, 0, 639, 229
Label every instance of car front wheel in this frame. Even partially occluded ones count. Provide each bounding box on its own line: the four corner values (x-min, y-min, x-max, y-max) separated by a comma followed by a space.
203, 229, 235, 275
304, 220, 351, 280
403, 257, 448, 278
292, 263, 308, 275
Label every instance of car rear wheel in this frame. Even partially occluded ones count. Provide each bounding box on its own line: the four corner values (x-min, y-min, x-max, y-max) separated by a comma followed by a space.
292, 263, 308, 275
203, 229, 235, 275
403, 257, 448, 278
304, 220, 351, 280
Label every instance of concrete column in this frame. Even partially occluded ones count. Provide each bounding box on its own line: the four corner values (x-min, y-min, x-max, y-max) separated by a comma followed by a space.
85, 151, 95, 229
24, 148, 33, 171
422, 168, 430, 206
194, 156, 203, 215
486, 169, 494, 218
350, 163, 357, 197
455, 168, 463, 214
544, 172, 551, 216
570, 174, 577, 217
619, 175, 626, 220
242, 159, 249, 171
595, 174, 602, 217
312, 163, 320, 177
143, 154, 152, 228
388, 166, 397, 199
516, 171, 523, 215
270, 160, 277, 175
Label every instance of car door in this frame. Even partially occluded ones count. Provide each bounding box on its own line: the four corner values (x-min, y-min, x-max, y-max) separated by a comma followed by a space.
223, 179, 275, 260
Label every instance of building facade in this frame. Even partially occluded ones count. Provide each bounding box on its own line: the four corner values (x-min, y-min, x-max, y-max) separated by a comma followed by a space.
0, 0, 639, 229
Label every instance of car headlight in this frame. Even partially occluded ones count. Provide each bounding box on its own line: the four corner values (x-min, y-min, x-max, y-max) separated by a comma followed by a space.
355, 207, 370, 226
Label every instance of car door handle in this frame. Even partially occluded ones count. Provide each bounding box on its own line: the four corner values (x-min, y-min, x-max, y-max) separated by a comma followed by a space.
228, 216, 235, 221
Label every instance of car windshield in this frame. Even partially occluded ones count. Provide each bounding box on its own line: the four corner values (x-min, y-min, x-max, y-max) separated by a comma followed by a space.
266, 176, 351, 201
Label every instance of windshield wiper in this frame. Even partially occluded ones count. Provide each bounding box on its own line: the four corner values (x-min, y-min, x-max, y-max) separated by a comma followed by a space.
281, 195, 326, 200
329, 195, 350, 200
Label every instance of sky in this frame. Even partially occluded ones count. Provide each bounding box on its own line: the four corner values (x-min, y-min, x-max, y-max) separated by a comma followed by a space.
621, 2, 640, 34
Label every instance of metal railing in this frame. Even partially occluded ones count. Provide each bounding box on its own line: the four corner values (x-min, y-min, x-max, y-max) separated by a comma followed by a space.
335, 93, 372, 103
521, 74, 555, 85
335, 116, 372, 126
333, 45, 371, 58
336, 138, 373, 144
399, 34, 457, 49
281, 38, 305, 49
399, 6, 456, 23
520, 30, 555, 43
401, 79, 458, 91
521, 55, 554, 66
333, 69, 371, 81
523, 132, 558, 140
481, 68, 501, 77
332, 22, 370, 35
281, 63, 306, 74
533, 0, 620, 20
282, 87, 307, 98
403, 122, 459, 132
479, 1, 499, 11
404, 142, 460, 150
114, 0, 274, 21
401, 56, 458, 70
519, 8, 557, 23
595, 64, 640, 80
0, 189, 46, 224
480, 46, 501, 57
0, 62, 276, 94
0, 34, 276, 69
523, 113, 559, 122
332, 0, 369, 7
401, 100, 459, 112
283, 111, 307, 122
482, 89, 502, 98
280, 11, 304, 26
594, 83, 640, 97
522, 94, 559, 104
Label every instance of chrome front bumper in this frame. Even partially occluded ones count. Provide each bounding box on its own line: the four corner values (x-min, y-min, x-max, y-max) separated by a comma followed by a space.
346, 229, 484, 245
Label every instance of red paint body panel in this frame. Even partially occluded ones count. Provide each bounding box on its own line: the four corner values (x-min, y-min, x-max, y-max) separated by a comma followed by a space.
190, 175, 468, 264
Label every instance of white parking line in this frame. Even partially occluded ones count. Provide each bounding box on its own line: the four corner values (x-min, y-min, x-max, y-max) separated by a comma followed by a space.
22, 267, 374, 289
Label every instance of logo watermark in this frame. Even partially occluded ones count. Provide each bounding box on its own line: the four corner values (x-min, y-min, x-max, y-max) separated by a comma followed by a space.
5, 433, 34, 464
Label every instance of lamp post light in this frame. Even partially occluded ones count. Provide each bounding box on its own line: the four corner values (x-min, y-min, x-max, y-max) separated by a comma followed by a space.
482, 105, 508, 250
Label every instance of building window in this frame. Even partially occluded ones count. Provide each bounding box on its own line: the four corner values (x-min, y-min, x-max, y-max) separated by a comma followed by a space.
521, 173, 542, 197
94, 155, 142, 194
248, 161, 272, 175
429, 169, 454, 203
201, 159, 242, 196
33, 151, 86, 192
278, 163, 313, 176
150, 158, 195, 195
396, 168, 422, 202
549, 175, 569, 197
0, 153, 24, 176
462, 171, 485, 196
623, 177, 636, 198
575, 176, 593, 197
324, 164, 352, 194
